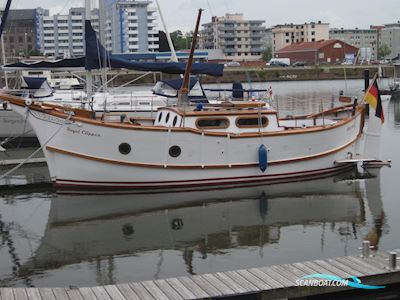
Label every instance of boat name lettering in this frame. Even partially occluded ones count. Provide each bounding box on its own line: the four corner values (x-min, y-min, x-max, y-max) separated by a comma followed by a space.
67, 127, 100, 137
2, 118, 25, 125
31, 111, 65, 125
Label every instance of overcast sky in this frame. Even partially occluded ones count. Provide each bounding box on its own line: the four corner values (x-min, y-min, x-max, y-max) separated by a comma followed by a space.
9, 0, 400, 31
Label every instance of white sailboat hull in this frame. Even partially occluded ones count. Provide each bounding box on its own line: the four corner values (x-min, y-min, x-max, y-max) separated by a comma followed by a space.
10, 101, 364, 190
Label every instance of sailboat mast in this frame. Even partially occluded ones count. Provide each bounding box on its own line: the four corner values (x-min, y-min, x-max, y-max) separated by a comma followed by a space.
178, 9, 203, 106
154, 0, 178, 63
85, 0, 92, 96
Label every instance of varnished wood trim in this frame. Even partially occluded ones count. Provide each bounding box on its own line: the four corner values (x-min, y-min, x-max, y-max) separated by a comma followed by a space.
3, 94, 363, 138
46, 132, 361, 170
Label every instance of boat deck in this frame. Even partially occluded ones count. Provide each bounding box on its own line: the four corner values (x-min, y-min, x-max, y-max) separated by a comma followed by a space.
1, 248, 400, 300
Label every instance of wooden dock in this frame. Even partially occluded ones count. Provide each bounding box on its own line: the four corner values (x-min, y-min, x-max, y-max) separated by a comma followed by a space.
1, 249, 400, 300
0, 157, 47, 167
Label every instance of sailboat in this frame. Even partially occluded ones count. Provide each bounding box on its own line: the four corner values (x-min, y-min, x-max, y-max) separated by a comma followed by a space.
1, 7, 376, 191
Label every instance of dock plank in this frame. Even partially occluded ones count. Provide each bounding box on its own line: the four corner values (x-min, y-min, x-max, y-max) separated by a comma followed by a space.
13, 289, 27, 300
269, 265, 299, 284
115, 284, 141, 300
77, 288, 97, 300
235, 270, 273, 290
302, 260, 346, 278
141, 281, 169, 300
177, 277, 210, 299
312, 259, 352, 278
201, 274, 235, 295
25, 289, 42, 300
346, 256, 385, 274
324, 258, 364, 277
0, 288, 15, 300
165, 278, 197, 300
258, 267, 293, 286
90, 286, 113, 300
335, 257, 376, 276
128, 283, 154, 300
38, 289, 55, 300
225, 271, 260, 292
190, 275, 223, 297
103, 286, 126, 300
64, 289, 83, 300
214, 272, 247, 294
247, 268, 284, 289
153, 280, 183, 300
50, 289, 69, 300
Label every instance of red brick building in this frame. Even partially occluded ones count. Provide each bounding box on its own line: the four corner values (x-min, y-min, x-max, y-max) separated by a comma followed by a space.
275, 39, 359, 65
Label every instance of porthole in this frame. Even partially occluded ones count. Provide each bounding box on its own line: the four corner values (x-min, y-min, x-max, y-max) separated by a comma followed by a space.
165, 112, 170, 123
119, 142, 131, 155
172, 115, 178, 126
169, 145, 181, 158
158, 112, 163, 123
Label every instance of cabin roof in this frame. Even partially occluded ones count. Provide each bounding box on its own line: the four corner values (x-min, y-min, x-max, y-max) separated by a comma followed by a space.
159, 102, 277, 117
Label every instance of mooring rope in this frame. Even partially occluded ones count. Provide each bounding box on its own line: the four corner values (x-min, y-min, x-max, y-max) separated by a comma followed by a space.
0, 110, 74, 181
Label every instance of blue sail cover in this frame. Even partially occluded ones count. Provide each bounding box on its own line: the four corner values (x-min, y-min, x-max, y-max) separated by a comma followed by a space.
84, 21, 224, 76
4, 21, 224, 77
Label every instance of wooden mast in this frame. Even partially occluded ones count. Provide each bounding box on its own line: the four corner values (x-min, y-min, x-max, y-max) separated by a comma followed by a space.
178, 9, 203, 106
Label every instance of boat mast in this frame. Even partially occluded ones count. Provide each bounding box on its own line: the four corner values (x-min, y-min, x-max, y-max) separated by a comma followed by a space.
154, 0, 178, 63
85, 0, 93, 96
178, 8, 202, 106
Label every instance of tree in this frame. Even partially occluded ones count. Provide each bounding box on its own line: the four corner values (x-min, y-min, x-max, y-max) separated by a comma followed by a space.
262, 47, 272, 62
378, 44, 391, 59
170, 30, 193, 50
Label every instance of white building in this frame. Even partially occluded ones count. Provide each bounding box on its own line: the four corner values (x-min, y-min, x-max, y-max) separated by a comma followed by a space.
200, 13, 267, 61
381, 22, 400, 59
40, 0, 158, 58
329, 28, 378, 60
104, 0, 158, 54
272, 21, 329, 54
41, 8, 99, 57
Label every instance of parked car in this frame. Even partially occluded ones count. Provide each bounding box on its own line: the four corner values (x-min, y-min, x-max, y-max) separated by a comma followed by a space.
292, 61, 306, 67
224, 61, 241, 67
266, 58, 290, 66
267, 60, 289, 67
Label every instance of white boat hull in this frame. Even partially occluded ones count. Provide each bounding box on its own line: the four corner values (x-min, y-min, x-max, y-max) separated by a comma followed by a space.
9, 100, 365, 190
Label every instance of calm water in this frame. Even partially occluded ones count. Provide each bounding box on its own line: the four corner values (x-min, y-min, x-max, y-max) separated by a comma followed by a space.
1, 79, 399, 288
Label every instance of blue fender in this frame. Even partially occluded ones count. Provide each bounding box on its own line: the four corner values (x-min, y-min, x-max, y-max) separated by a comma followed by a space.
258, 144, 268, 172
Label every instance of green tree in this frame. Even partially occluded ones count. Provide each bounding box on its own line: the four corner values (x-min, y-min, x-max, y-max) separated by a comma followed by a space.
170, 30, 193, 50
262, 46, 272, 62
378, 43, 391, 59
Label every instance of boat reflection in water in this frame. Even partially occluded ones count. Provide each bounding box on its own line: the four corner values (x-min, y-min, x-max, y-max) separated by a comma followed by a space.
17, 167, 383, 280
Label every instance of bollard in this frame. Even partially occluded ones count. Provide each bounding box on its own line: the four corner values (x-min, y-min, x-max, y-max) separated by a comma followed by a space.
388, 251, 398, 270
359, 240, 374, 258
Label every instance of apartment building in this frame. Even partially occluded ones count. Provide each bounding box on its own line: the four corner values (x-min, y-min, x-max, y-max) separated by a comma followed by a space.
381, 22, 400, 59
41, 8, 100, 58
272, 21, 329, 54
200, 13, 266, 61
39, 0, 158, 58
104, 0, 158, 54
329, 28, 378, 60
2, 8, 48, 59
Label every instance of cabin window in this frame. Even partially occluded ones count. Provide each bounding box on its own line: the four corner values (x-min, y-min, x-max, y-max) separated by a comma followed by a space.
196, 118, 230, 129
236, 116, 269, 128
169, 145, 181, 158
172, 115, 178, 126
119, 143, 131, 155
165, 112, 170, 123
158, 112, 163, 123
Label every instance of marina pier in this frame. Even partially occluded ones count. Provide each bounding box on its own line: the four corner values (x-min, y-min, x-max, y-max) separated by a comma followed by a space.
1, 246, 400, 299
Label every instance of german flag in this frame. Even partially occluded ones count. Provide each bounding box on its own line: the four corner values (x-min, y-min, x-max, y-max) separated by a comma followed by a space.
364, 78, 384, 123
